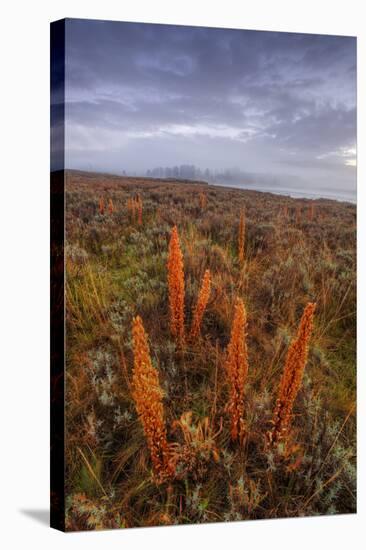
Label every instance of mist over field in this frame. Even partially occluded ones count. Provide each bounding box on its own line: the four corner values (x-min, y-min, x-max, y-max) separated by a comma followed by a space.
51, 19, 356, 201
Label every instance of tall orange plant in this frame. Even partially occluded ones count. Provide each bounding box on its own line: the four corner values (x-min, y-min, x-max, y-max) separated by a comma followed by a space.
99, 197, 105, 215
295, 205, 301, 224
199, 192, 207, 209
137, 194, 143, 225
131, 316, 173, 482
308, 203, 315, 221
190, 269, 211, 339
268, 302, 316, 448
167, 226, 185, 346
225, 298, 249, 442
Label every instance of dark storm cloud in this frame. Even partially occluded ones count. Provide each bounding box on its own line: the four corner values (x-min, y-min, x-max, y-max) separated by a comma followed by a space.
63, 18, 356, 199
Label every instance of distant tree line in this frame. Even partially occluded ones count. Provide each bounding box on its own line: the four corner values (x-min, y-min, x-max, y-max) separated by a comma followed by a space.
145, 165, 253, 184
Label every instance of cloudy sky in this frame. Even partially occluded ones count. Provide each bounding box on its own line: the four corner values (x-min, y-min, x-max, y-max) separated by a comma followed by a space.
62, 18, 356, 199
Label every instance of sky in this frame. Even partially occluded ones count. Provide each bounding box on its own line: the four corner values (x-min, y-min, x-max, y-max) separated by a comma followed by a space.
60, 18, 356, 200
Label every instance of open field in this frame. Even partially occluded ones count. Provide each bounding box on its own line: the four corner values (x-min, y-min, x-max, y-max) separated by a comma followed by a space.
64, 169, 356, 530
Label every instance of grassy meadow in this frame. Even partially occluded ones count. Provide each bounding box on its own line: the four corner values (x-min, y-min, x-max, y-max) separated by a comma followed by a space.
64, 169, 356, 530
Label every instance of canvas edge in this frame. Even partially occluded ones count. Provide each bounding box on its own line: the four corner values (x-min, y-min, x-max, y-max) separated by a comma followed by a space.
50, 18, 66, 532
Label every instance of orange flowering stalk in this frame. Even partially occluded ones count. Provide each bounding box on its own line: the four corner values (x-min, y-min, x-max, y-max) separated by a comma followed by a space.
225, 298, 249, 442
268, 303, 316, 448
99, 197, 105, 215
167, 226, 185, 346
131, 316, 173, 482
296, 205, 301, 224
238, 209, 245, 264
108, 198, 114, 214
308, 203, 315, 221
190, 269, 211, 339
199, 192, 207, 209
137, 194, 143, 225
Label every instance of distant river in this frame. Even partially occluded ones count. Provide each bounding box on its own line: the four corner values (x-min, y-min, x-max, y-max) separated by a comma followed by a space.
211, 181, 356, 204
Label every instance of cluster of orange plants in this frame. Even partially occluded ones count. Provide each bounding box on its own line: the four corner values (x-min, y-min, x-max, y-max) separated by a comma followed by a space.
167, 227, 212, 346
278, 203, 316, 224
131, 224, 316, 482
98, 196, 115, 216
127, 195, 143, 225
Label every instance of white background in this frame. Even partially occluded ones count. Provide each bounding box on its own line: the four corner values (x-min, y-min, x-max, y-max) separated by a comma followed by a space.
1, 0, 365, 548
